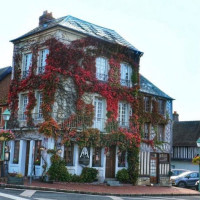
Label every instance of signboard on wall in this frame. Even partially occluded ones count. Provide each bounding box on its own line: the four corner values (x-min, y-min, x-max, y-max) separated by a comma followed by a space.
79, 147, 90, 166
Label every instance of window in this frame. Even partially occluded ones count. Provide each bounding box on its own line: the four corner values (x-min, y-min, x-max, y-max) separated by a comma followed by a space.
38, 49, 49, 74
120, 63, 132, 87
143, 123, 150, 140
92, 147, 101, 167
34, 140, 42, 165
0, 142, 3, 160
22, 53, 32, 78
144, 96, 151, 112
96, 57, 108, 81
36, 92, 43, 119
94, 98, 105, 131
158, 99, 166, 115
159, 153, 169, 163
157, 124, 165, 142
118, 150, 126, 167
21, 94, 28, 120
64, 145, 74, 166
13, 141, 20, 164
118, 102, 130, 127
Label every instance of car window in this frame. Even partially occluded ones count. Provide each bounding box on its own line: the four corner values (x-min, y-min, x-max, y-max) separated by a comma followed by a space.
189, 173, 198, 178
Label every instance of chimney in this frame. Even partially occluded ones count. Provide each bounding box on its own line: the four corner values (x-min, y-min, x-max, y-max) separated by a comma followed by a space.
39, 11, 54, 26
173, 111, 179, 122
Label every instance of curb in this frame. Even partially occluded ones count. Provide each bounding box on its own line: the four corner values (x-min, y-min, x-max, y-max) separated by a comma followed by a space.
0, 183, 199, 197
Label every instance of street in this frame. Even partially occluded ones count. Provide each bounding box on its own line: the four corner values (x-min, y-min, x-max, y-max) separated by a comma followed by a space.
0, 188, 199, 200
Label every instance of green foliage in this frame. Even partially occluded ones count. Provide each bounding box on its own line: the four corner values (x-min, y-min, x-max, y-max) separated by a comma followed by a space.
80, 167, 98, 183
48, 154, 70, 181
127, 147, 139, 185
116, 168, 130, 183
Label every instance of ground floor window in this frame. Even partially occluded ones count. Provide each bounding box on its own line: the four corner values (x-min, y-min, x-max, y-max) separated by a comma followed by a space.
0, 142, 3, 160
118, 150, 126, 167
92, 147, 101, 167
34, 140, 42, 165
13, 141, 20, 164
64, 144, 74, 166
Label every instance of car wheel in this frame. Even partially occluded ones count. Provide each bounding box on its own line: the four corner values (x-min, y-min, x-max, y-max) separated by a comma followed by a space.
177, 181, 186, 188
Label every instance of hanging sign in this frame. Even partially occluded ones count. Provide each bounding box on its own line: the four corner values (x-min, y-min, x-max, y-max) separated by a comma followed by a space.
79, 147, 90, 166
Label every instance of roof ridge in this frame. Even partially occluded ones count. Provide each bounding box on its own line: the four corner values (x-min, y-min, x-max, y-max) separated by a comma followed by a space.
62, 15, 115, 32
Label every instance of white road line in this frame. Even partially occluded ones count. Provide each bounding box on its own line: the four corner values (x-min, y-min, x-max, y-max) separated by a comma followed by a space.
20, 189, 36, 197
108, 196, 123, 200
34, 198, 57, 200
0, 192, 29, 200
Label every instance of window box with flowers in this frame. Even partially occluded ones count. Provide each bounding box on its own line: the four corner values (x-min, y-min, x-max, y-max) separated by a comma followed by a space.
0, 130, 15, 141
7, 173, 24, 185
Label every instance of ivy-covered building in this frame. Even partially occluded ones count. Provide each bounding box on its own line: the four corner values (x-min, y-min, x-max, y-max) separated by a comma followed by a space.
8, 11, 173, 185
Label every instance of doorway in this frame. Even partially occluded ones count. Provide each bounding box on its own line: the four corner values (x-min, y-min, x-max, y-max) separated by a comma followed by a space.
25, 141, 30, 176
105, 146, 116, 178
150, 153, 158, 184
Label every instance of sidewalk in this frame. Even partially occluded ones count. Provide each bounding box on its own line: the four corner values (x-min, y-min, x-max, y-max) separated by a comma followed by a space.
0, 180, 200, 196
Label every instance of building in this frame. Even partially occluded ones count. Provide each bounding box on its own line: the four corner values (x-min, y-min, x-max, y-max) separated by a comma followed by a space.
8, 11, 173, 185
171, 112, 200, 171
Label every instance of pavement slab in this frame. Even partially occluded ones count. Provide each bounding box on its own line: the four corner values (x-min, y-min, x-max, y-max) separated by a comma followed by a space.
0, 180, 199, 196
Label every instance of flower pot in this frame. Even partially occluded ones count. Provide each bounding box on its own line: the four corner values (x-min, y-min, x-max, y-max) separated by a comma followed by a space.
7, 176, 24, 185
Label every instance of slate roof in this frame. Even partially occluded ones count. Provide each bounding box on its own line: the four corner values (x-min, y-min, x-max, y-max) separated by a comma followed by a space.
11, 15, 142, 54
139, 74, 173, 100
0, 66, 12, 81
173, 121, 200, 147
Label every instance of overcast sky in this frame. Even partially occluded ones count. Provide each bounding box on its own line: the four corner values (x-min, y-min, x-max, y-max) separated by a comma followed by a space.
0, 0, 199, 121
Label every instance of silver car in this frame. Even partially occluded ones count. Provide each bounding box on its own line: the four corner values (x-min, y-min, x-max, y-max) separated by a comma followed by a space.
171, 171, 199, 188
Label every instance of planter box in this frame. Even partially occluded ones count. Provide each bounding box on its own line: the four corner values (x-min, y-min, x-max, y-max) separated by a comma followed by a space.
7, 176, 24, 185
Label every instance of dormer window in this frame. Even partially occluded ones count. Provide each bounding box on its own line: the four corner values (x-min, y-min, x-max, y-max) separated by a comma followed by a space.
120, 63, 132, 87
22, 53, 32, 78
38, 49, 49, 74
96, 57, 108, 81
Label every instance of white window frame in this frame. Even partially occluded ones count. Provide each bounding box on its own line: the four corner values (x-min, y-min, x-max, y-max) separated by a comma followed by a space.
95, 57, 108, 81
35, 92, 43, 119
38, 49, 49, 74
118, 102, 131, 127
20, 94, 28, 120
22, 53, 32, 78
94, 97, 105, 131
120, 63, 132, 87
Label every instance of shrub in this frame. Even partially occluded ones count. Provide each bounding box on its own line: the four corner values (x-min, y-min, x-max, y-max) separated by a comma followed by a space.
48, 155, 70, 181
116, 168, 130, 183
80, 167, 98, 183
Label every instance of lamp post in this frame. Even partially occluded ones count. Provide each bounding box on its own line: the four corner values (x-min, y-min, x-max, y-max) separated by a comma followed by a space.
196, 137, 200, 192
2, 109, 11, 177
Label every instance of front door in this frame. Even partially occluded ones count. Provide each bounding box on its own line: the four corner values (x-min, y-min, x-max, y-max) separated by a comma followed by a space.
105, 146, 116, 178
150, 153, 158, 184
25, 141, 30, 176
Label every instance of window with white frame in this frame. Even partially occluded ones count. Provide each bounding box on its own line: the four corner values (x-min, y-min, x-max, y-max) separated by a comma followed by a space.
22, 53, 32, 78
38, 49, 49, 74
94, 97, 105, 131
120, 63, 132, 87
118, 102, 130, 127
96, 57, 108, 81
37, 92, 43, 119
144, 96, 151, 112
21, 94, 28, 120
13, 141, 20, 164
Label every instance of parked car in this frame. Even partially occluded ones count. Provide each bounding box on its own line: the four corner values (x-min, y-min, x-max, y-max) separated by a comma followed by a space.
195, 180, 199, 190
170, 169, 190, 177
171, 171, 199, 188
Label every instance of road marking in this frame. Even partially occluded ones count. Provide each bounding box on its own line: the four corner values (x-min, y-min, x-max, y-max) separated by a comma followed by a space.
0, 192, 29, 200
108, 196, 123, 200
34, 198, 57, 200
20, 189, 36, 197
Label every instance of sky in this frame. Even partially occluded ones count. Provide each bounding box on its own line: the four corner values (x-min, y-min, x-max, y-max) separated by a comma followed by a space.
0, 0, 200, 121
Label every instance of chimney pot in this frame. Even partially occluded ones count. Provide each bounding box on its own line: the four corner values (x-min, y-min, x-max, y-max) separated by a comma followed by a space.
173, 111, 179, 122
